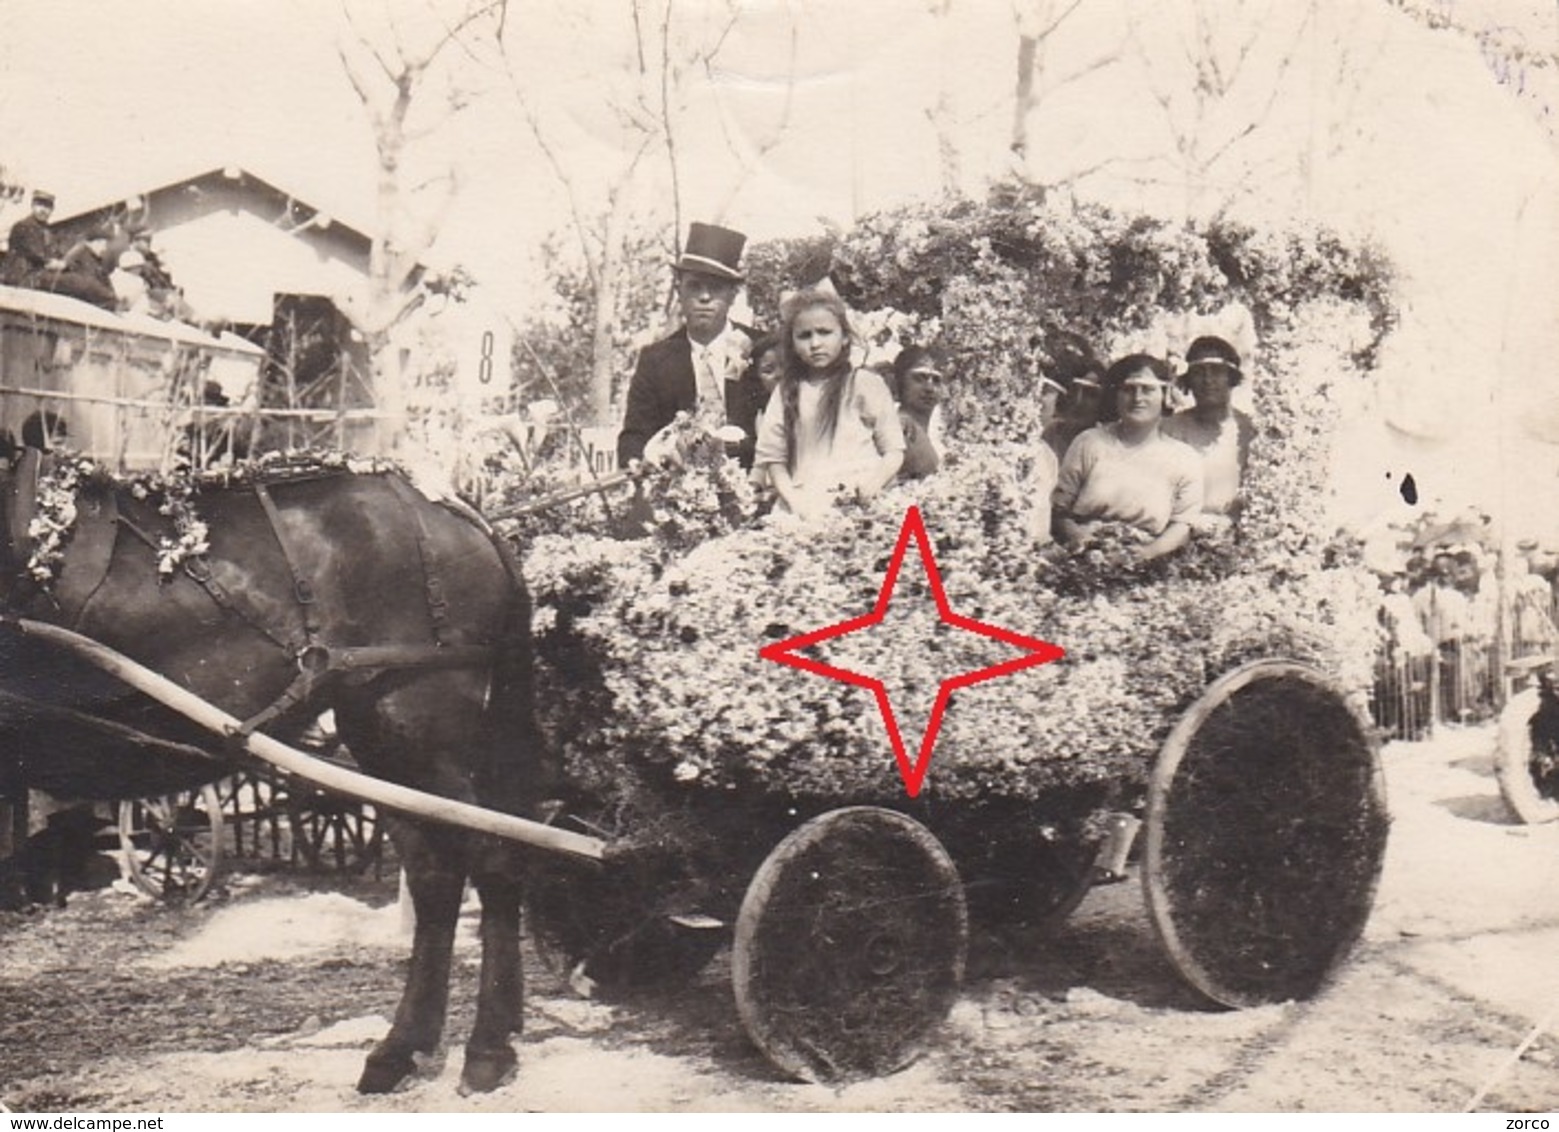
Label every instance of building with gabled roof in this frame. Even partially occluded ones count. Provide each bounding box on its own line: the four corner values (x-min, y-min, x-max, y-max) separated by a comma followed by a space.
51, 164, 378, 328
46, 165, 393, 454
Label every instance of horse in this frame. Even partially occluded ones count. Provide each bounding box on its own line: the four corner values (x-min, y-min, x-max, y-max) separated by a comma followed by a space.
0, 448, 546, 1094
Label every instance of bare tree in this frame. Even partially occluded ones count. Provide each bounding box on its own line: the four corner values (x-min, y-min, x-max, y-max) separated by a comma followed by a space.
921, 0, 963, 194
499, 0, 756, 425
1385, 0, 1559, 148
1008, 0, 1126, 191
1125, 0, 1316, 218
334, 0, 503, 449
703, 3, 797, 224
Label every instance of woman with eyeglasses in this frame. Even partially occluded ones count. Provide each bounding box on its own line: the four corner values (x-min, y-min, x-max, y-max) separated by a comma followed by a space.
1051, 353, 1203, 564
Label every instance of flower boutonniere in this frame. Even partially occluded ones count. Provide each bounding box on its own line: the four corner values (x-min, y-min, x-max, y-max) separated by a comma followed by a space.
723, 334, 753, 385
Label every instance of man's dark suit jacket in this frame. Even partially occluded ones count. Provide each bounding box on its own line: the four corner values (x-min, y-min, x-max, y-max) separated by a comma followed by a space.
1, 217, 55, 286
616, 325, 762, 468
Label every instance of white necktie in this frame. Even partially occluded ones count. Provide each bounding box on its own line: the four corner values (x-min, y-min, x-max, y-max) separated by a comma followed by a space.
692, 340, 727, 425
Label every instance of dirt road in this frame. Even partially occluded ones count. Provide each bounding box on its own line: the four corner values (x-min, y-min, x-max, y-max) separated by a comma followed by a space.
4, 724, 1559, 1113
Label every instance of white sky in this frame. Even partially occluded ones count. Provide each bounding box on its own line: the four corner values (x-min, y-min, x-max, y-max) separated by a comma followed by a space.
1, 0, 1557, 531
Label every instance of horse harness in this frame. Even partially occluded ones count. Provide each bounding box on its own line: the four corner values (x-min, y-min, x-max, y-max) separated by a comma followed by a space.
7, 458, 512, 743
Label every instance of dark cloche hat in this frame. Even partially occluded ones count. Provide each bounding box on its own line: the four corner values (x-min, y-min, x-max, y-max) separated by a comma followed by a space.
31, 190, 55, 208
674, 222, 746, 282
1185, 335, 1242, 372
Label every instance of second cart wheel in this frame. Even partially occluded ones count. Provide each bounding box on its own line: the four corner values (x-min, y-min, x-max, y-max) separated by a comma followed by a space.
287, 791, 384, 874
1144, 660, 1389, 1009
117, 784, 223, 904
1496, 686, 1559, 824
732, 806, 967, 1084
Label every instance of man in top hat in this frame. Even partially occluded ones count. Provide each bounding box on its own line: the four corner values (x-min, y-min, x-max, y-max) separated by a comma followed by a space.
616, 222, 760, 468
1162, 334, 1256, 518
1, 190, 65, 287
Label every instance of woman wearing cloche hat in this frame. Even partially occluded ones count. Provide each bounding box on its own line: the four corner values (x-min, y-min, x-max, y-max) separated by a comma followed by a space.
1163, 334, 1256, 520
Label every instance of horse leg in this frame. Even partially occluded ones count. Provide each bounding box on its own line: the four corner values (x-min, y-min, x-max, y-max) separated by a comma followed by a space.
461, 857, 525, 1094
358, 817, 468, 1095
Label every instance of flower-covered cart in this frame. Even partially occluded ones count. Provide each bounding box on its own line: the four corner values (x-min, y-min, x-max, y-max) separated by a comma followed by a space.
514, 481, 1388, 1083
508, 190, 1398, 1082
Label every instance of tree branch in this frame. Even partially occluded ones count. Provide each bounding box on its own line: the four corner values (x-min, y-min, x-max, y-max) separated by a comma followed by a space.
709, 2, 798, 221
341, 2, 403, 87
659, 0, 683, 252
1029, 0, 1084, 44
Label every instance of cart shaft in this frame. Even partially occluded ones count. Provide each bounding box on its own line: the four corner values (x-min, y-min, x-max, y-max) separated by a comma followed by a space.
10, 617, 606, 862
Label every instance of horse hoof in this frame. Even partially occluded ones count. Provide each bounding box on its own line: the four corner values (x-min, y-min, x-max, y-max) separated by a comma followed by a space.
459, 1047, 517, 1094
358, 1043, 448, 1093
357, 1053, 413, 1095
357, 1041, 417, 1097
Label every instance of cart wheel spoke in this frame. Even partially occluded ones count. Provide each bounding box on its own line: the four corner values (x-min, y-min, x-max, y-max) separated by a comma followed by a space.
117, 784, 223, 904
287, 792, 383, 875
1144, 661, 1388, 1008
732, 806, 966, 1084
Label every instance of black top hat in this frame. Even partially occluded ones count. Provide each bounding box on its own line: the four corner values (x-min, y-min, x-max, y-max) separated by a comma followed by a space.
674, 222, 746, 282
31, 190, 54, 208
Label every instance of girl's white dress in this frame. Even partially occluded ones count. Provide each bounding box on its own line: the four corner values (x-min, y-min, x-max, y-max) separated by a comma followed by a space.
754, 368, 905, 512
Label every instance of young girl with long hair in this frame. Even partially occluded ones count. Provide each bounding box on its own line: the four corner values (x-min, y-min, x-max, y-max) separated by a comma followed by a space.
753, 288, 905, 519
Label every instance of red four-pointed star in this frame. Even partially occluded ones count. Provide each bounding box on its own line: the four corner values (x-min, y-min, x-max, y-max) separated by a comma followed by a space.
758, 505, 1065, 798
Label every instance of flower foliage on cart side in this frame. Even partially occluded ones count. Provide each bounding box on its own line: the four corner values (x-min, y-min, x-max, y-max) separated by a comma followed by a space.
516, 184, 1396, 833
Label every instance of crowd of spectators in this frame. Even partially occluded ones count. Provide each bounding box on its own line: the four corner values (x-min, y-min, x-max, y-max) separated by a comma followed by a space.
1375, 538, 1558, 734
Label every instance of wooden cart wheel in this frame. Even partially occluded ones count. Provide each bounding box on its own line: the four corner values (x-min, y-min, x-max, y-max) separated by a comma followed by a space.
732, 806, 967, 1083
1496, 686, 1559, 824
1143, 660, 1389, 1009
526, 854, 724, 998
287, 790, 384, 874
117, 784, 224, 904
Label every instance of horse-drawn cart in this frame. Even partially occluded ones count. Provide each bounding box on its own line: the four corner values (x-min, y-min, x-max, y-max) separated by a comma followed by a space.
0, 438, 1391, 1091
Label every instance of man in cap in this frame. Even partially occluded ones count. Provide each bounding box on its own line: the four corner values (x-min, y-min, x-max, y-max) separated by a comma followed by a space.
50, 226, 118, 310
616, 222, 759, 468
1, 190, 65, 287
1162, 335, 1256, 518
